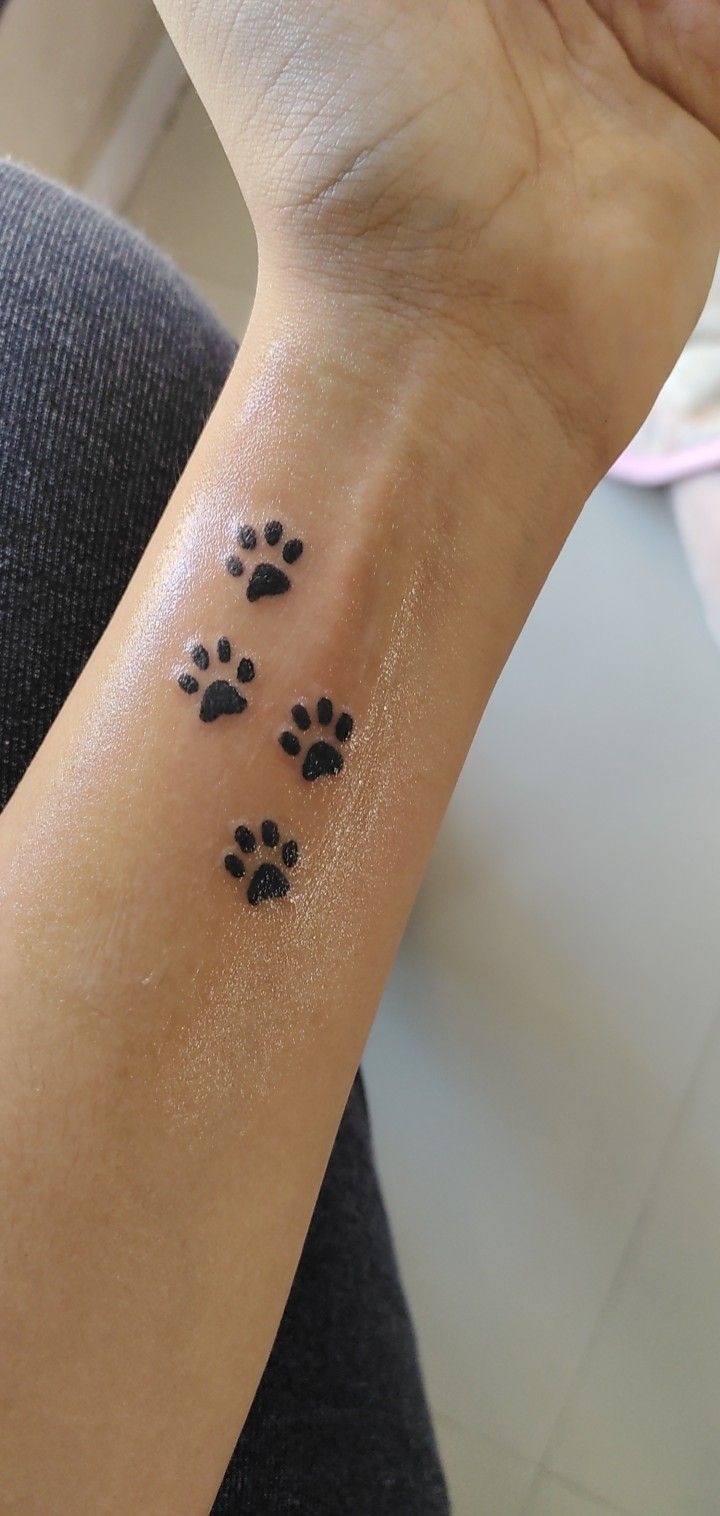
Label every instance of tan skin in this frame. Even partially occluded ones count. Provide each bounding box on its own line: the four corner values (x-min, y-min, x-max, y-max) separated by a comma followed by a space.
0, 1, 719, 1511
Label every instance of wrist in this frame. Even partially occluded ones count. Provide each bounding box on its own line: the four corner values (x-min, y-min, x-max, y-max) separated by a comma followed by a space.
257, 175, 700, 499
201, 284, 597, 733
250, 273, 604, 539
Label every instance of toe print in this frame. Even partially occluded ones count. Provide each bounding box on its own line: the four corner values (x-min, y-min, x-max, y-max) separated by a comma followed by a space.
279, 697, 353, 781
224, 818, 300, 905
226, 520, 304, 602
178, 639, 255, 721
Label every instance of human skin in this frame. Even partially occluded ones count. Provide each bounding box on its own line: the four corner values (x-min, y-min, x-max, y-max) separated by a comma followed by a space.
1, 2, 719, 1512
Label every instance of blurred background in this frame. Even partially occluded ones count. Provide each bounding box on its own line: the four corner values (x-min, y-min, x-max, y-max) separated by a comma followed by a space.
4, 3, 720, 1513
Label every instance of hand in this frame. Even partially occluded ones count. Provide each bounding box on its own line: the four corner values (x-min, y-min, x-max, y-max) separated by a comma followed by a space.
156, 0, 720, 468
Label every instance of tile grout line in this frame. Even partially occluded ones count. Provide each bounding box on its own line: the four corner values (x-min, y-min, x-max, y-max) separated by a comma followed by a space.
533, 1466, 635, 1515
520, 993, 720, 1516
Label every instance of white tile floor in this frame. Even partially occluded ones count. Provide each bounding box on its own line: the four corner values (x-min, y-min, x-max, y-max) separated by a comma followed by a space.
125, 83, 720, 1516
525, 1474, 632, 1516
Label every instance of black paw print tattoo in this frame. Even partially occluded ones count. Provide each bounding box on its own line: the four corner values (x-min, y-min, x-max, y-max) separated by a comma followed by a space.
224, 819, 300, 905
226, 521, 304, 601
279, 697, 353, 781
178, 639, 255, 722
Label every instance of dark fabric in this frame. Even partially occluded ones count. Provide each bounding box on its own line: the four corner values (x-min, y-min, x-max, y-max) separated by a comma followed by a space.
216, 1073, 449, 1516
0, 160, 449, 1515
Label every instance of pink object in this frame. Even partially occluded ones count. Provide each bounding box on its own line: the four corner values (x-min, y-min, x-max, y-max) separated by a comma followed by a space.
611, 437, 720, 488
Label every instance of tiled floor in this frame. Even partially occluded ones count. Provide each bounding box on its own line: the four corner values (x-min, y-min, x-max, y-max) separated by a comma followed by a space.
362, 473, 720, 1513
10, 58, 720, 1516
525, 1475, 634, 1516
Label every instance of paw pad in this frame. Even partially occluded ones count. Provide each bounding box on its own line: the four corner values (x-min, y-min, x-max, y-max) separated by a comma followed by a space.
279, 697, 353, 781
226, 520, 304, 601
178, 639, 255, 721
224, 819, 299, 905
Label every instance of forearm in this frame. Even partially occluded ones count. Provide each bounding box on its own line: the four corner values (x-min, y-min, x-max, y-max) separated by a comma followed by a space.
0, 288, 596, 1512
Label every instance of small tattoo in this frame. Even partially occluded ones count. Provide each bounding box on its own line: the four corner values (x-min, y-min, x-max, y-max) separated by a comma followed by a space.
279, 697, 353, 781
226, 520, 304, 601
178, 639, 255, 722
224, 819, 300, 905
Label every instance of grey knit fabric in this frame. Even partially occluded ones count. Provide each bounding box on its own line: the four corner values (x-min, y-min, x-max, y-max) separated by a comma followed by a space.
0, 160, 449, 1515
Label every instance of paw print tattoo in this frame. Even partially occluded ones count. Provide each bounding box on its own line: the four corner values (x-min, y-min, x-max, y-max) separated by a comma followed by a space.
279, 697, 353, 781
178, 638, 255, 722
226, 521, 304, 601
224, 819, 300, 905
